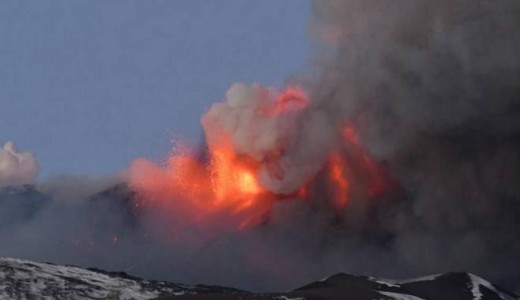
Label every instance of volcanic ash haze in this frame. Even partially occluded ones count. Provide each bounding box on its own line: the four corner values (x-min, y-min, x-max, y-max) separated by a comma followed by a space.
1, 0, 520, 294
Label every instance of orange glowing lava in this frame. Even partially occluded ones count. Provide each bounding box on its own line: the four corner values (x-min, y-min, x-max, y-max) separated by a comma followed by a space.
129, 87, 311, 229
264, 86, 308, 116
341, 122, 388, 197
328, 152, 350, 208
129, 85, 390, 230
209, 144, 262, 204
130, 141, 271, 229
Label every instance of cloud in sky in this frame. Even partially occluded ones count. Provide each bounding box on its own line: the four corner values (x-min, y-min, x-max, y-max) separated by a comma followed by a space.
0, 141, 39, 187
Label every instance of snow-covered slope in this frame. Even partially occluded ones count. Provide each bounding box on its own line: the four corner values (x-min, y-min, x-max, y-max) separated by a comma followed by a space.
0, 257, 518, 300
284, 272, 519, 300
0, 258, 245, 300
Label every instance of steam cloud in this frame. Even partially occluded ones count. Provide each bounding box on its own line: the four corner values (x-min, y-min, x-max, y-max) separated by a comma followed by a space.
0, 141, 39, 188
0, 0, 520, 294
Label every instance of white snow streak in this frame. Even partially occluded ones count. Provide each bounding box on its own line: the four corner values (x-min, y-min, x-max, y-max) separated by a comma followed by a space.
468, 273, 516, 300
378, 291, 425, 300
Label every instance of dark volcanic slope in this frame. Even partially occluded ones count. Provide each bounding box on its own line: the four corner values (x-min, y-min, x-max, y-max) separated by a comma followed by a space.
162, 272, 519, 300
285, 272, 519, 300
157, 273, 519, 300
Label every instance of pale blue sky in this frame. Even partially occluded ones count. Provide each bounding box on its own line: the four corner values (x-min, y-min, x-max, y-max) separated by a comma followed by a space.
0, 1, 311, 178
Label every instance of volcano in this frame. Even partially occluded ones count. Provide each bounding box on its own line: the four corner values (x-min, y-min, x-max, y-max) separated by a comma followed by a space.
1, 0, 520, 297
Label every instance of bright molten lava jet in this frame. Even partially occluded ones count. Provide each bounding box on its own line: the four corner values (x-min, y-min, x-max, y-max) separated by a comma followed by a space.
129, 83, 389, 230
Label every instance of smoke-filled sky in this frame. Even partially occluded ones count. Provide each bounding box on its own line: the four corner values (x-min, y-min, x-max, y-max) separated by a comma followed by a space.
0, 0, 310, 178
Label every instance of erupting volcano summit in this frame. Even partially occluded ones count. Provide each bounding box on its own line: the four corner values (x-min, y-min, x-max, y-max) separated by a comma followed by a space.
129, 83, 390, 230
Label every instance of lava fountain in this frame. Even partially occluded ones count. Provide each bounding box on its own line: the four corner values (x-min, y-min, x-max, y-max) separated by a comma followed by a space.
129, 83, 389, 230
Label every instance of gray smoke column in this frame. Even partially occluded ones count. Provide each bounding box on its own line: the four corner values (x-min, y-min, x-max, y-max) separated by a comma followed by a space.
305, 0, 520, 289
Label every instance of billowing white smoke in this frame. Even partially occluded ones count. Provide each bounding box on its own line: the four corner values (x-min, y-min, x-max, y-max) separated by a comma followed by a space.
0, 141, 39, 188
201, 83, 338, 194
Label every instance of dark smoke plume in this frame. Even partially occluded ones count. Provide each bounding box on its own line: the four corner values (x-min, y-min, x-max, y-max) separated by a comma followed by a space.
306, 0, 520, 290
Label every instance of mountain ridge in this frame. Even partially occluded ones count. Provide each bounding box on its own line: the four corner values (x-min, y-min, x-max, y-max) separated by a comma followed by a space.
0, 257, 517, 300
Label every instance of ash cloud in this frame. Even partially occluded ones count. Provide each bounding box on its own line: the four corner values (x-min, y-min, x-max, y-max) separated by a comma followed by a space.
305, 0, 520, 290
0, 0, 520, 294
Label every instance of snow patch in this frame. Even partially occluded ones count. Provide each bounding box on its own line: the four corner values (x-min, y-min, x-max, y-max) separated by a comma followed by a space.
318, 276, 329, 282
173, 290, 188, 296
379, 291, 425, 300
275, 296, 305, 300
369, 277, 400, 287
397, 274, 441, 284
468, 273, 516, 300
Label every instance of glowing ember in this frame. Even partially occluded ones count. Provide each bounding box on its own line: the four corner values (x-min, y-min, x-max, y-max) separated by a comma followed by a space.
238, 171, 261, 195
209, 145, 262, 203
130, 142, 269, 226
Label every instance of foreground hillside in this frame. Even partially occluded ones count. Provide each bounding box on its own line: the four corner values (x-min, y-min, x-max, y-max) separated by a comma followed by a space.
0, 258, 245, 300
0, 257, 518, 300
